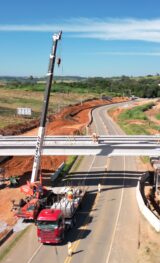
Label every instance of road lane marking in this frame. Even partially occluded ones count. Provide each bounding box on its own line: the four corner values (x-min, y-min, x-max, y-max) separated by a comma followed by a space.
64, 157, 110, 263
105, 156, 126, 263
97, 108, 111, 134
91, 166, 108, 169
64, 105, 113, 263
83, 155, 96, 182
64, 155, 99, 263
98, 112, 109, 134
65, 158, 110, 263
64, 192, 99, 263
106, 112, 120, 134
27, 244, 42, 263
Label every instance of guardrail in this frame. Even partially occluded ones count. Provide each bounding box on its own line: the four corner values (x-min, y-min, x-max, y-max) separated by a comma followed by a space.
1, 135, 160, 141
1, 135, 160, 156
136, 174, 160, 232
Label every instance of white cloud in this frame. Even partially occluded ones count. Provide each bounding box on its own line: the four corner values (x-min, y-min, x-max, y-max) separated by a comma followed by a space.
1, 18, 160, 42
94, 51, 160, 56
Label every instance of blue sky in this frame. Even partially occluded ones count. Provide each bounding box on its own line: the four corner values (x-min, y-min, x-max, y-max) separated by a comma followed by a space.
1, 0, 160, 77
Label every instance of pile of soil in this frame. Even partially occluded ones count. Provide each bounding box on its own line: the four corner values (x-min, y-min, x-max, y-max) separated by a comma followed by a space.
0, 97, 128, 231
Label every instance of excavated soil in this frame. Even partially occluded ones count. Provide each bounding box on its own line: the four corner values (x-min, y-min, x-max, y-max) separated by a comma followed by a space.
0, 97, 127, 233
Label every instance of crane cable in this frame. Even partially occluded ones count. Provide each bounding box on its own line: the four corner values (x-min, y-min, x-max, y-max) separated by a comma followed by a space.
57, 38, 63, 76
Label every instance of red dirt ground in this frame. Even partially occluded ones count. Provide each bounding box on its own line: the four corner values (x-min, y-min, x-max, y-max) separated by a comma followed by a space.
0, 97, 128, 231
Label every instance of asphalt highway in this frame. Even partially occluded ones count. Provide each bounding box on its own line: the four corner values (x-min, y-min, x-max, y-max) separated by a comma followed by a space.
2, 102, 142, 263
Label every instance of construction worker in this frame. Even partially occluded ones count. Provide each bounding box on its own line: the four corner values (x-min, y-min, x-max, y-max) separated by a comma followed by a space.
92, 132, 99, 143
98, 183, 101, 193
67, 188, 73, 201
67, 241, 72, 256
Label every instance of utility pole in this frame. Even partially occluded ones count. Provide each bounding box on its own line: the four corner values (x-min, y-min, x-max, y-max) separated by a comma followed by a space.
31, 31, 62, 183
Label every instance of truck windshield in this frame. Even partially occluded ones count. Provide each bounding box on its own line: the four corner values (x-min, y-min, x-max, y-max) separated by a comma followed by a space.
37, 221, 58, 230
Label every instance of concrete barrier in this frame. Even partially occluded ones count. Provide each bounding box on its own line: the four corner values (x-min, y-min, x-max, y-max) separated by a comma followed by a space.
136, 179, 160, 232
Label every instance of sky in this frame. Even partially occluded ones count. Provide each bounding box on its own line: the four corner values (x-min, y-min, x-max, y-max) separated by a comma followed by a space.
1, 0, 160, 77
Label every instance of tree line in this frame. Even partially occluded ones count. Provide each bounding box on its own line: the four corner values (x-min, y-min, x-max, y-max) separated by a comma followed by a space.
2, 75, 160, 98
53, 76, 160, 98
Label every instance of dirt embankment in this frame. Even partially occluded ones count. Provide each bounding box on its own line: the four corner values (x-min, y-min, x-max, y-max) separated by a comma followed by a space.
0, 97, 128, 229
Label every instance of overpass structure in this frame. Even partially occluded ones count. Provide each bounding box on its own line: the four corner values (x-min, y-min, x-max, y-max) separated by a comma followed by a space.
0, 135, 160, 157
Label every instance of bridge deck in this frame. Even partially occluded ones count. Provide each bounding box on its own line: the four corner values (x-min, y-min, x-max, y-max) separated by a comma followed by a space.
0, 135, 160, 156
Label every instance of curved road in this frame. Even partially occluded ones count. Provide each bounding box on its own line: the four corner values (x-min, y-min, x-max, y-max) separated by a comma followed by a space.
2, 102, 142, 263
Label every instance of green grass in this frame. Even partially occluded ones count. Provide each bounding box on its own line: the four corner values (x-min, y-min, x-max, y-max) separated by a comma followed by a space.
117, 102, 155, 135
141, 156, 150, 164
112, 102, 157, 165
4, 84, 45, 92
0, 97, 42, 111
119, 103, 154, 122
62, 156, 77, 175
55, 156, 78, 183
150, 124, 160, 131
119, 122, 150, 135
156, 113, 160, 120
71, 156, 84, 173
0, 87, 97, 129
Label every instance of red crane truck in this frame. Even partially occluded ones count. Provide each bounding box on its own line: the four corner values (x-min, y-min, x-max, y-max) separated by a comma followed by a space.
11, 184, 56, 220
11, 32, 62, 221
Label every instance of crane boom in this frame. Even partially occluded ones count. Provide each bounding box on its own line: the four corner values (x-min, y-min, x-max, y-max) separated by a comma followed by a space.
31, 31, 62, 183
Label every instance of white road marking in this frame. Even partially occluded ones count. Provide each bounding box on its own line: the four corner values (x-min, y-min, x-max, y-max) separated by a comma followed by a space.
106, 112, 119, 134
98, 113, 109, 134
96, 106, 118, 135
91, 166, 107, 170
27, 244, 42, 263
84, 155, 96, 181
105, 156, 126, 263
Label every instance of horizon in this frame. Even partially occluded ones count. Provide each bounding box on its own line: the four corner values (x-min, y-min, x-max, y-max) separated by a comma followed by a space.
0, 73, 159, 79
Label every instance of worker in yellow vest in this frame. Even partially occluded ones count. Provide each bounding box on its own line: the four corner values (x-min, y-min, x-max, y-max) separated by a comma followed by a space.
67, 189, 73, 201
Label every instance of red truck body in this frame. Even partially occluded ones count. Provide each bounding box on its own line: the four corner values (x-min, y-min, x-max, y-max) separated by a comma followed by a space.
37, 209, 65, 244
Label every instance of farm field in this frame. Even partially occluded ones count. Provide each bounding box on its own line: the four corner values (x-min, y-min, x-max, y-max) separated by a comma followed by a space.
0, 87, 96, 130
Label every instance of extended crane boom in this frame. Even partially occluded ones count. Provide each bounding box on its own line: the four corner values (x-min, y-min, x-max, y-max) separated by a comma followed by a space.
31, 31, 62, 183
